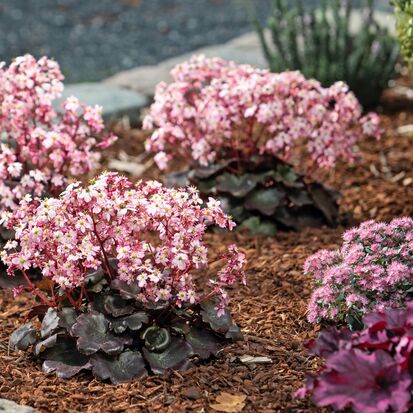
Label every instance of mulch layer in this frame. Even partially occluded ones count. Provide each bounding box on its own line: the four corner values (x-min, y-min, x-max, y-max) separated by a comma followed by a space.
0, 97, 412, 412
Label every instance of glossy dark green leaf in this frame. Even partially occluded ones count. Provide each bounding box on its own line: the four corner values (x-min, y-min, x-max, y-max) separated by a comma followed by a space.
110, 312, 149, 334
71, 311, 131, 356
245, 188, 285, 216
141, 326, 171, 352
184, 326, 224, 359
143, 337, 193, 374
42, 337, 91, 378
239, 216, 277, 236
103, 295, 135, 317
9, 323, 37, 351
215, 173, 258, 197
91, 351, 147, 384
41, 308, 59, 338
110, 279, 140, 300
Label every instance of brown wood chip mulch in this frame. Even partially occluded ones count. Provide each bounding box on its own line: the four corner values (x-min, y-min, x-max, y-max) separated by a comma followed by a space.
0, 104, 412, 413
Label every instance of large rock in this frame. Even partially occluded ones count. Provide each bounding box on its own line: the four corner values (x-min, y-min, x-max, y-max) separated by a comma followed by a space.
104, 10, 395, 97
55, 83, 148, 123
0, 399, 38, 413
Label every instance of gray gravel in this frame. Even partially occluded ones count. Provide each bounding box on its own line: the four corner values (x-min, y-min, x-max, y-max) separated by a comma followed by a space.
0, 0, 391, 83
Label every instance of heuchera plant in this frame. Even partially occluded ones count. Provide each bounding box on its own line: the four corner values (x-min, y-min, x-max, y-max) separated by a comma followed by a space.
0, 54, 116, 221
297, 304, 413, 413
143, 55, 381, 235
305, 217, 413, 329
3, 172, 246, 383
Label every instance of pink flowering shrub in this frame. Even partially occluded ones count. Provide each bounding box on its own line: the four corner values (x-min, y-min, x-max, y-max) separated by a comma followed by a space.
297, 304, 413, 413
144, 54, 381, 170
5, 172, 246, 383
306, 217, 413, 327
0, 54, 116, 218
142, 55, 381, 234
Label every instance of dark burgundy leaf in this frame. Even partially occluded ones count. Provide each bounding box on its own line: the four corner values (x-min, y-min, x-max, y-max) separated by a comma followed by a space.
143, 337, 193, 374
41, 308, 60, 338
58, 308, 78, 331
34, 333, 58, 356
71, 311, 131, 355
91, 351, 147, 384
110, 312, 149, 334
42, 337, 91, 378
110, 279, 140, 300
9, 323, 37, 351
200, 300, 237, 335
308, 183, 339, 226
184, 326, 224, 359
163, 171, 190, 188
103, 295, 135, 317
142, 326, 171, 352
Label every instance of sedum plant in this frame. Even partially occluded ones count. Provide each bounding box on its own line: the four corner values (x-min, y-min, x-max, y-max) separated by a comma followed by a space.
143, 55, 381, 235
305, 217, 413, 329
393, 0, 413, 67
252, 0, 399, 107
3, 172, 246, 383
297, 304, 413, 413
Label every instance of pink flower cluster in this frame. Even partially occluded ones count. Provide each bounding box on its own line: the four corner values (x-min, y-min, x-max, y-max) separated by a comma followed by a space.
2, 172, 246, 312
143, 54, 381, 170
0, 54, 116, 217
297, 304, 413, 413
305, 217, 413, 324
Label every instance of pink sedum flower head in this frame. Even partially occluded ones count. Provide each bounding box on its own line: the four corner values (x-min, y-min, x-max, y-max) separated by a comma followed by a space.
2, 172, 246, 311
143, 54, 381, 170
305, 217, 413, 325
0, 54, 117, 217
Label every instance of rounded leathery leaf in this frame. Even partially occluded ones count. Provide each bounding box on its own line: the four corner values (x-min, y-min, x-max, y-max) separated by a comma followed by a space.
143, 337, 194, 375
110, 279, 140, 300
58, 307, 78, 331
71, 311, 131, 355
141, 326, 171, 352
42, 337, 91, 379
91, 351, 147, 384
215, 173, 258, 197
245, 188, 285, 216
9, 323, 37, 351
41, 308, 60, 338
103, 295, 135, 317
200, 300, 240, 337
110, 312, 149, 334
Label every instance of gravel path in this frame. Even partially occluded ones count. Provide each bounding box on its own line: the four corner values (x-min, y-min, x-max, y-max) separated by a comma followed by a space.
0, 0, 391, 83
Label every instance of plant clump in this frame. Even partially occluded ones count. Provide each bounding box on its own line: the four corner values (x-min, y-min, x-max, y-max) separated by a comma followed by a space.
3, 172, 246, 383
393, 0, 413, 68
297, 303, 413, 413
305, 217, 413, 329
143, 55, 381, 234
0, 54, 116, 222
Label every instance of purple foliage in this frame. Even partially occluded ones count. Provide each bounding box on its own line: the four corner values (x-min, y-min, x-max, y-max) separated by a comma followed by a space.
297, 303, 413, 413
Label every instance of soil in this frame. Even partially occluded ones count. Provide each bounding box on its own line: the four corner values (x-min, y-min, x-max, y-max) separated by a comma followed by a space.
0, 93, 412, 412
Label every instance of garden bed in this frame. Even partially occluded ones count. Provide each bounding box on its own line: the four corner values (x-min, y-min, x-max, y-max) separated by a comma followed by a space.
0, 102, 412, 412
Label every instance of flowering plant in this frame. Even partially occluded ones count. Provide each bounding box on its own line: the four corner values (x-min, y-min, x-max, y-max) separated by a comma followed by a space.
306, 217, 413, 328
4, 172, 246, 383
143, 55, 381, 234
297, 304, 413, 413
0, 54, 116, 219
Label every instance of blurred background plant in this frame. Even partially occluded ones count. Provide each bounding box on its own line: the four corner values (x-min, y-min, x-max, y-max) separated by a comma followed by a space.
393, 0, 413, 67
249, 0, 399, 108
